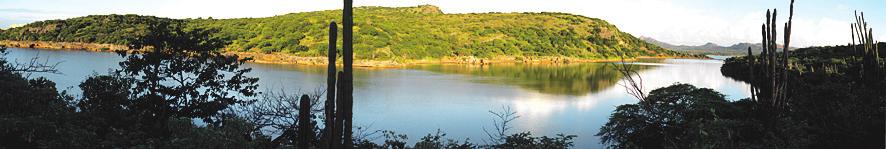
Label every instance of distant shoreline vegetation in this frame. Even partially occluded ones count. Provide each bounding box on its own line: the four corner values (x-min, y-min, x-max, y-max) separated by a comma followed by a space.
0, 5, 695, 66
0, 40, 694, 67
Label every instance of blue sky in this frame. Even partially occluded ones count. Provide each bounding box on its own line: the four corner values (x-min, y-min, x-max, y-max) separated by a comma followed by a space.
0, 0, 883, 47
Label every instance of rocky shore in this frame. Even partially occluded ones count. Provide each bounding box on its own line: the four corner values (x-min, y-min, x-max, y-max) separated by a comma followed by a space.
0, 40, 131, 52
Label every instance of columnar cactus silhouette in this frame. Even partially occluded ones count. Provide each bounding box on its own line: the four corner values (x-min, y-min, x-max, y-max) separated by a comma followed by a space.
298, 95, 313, 149
341, 0, 355, 148
322, 21, 338, 149
851, 11, 881, 85
319, 1, 355, 148
781, 4, 793, 103
333, 72, 345, 148
749, 0, 793, 109
747, 47, 757, 102
293, 21, 341, 149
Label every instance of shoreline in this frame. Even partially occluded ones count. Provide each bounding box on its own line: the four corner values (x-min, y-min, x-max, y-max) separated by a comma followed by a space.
1, 40, 705, 67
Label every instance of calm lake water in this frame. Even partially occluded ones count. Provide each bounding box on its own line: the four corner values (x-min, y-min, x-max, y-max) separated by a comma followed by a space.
4, 47, 750, 148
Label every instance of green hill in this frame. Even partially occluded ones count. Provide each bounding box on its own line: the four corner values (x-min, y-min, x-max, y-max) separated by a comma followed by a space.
0, 15, 182, 46
0, 5, 680, 60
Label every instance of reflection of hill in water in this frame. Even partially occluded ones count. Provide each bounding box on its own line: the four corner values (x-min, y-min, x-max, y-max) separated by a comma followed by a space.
243, 63, 389, 89
410, 63, 654, 96
247, 62, 657, 96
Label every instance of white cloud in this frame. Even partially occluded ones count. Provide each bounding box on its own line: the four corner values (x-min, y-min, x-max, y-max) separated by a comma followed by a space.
792, 17, 852, 47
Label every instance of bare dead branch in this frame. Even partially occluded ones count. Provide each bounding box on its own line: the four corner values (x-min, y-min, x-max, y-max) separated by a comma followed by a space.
483, 106, 519, 145
612, 49, 646, 101
11, 51, 62, 75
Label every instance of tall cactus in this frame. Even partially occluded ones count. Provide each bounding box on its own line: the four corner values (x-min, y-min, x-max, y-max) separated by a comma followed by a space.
749, 0, 793, 109
334, 71, 345, 148
315, 2, 356, 148
851, 11, 881, 85
780, 0, 794, 107
298, 95, 313, 149
321, 1, 356, 148
341, 0, 355, 148
323, 21, 338, 149
747, 47, 757, 102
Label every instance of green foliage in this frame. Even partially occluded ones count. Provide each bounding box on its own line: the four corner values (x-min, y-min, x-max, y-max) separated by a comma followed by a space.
413, 129, 476, 149
601, 53, 886, 149
78, 75, 132, 116
0, 14, 183, 46
114, 22, 259, 124
0, 21, 268, 148
598, 84, 746, 149
487, 132, 576, 149
722, 43, 885, 80
158, 117, 272, 149
0, 6, 687, 149
0, 47, 94, 148
0, 5, 679, 60
382, 130, 409, 149
719, 44, 886, 148
193, 6, 677, 59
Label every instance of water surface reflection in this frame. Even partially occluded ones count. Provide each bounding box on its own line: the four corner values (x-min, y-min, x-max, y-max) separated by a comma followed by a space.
6, 48, 749, 148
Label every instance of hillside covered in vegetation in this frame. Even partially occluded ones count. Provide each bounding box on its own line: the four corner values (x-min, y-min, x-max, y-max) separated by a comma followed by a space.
0, 5, 680, 61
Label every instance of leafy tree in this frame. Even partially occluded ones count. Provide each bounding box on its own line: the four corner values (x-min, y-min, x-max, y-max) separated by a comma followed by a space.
114, 22, 259, 125
598, 84, 739, 149
70, 21, 263, 147
78, 74, 133, 121
0, 23, 270, 148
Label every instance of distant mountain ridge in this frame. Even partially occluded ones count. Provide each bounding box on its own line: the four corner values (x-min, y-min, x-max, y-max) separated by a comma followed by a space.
641, 36, 794, 55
